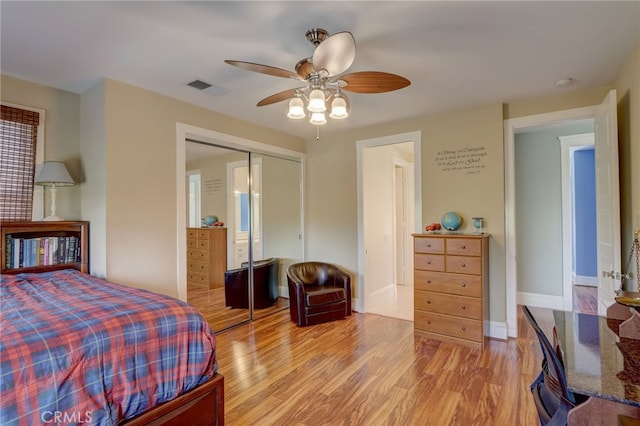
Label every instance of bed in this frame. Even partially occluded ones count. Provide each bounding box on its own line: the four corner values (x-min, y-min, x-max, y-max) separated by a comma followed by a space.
0, 269, 223, 425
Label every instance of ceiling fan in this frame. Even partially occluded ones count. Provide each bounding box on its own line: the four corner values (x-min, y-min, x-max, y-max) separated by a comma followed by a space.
225, 28, 411, 126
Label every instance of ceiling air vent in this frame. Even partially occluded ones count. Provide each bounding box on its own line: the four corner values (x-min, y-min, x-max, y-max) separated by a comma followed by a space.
187, 79, 228, 96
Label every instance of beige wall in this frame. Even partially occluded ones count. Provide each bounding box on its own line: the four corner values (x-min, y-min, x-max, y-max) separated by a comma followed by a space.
96, 79, 304, 296
615, 42, 640, 289
304, 103, 507, 320
2, 41, 637, 318
1, 75, 81, 221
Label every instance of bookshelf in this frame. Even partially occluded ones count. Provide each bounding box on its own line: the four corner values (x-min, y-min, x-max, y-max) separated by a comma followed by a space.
1, 221, 89, 274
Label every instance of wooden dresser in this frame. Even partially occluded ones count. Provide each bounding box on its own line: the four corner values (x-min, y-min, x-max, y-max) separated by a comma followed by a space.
413, 233, 490, 350
187, 227, 227, 289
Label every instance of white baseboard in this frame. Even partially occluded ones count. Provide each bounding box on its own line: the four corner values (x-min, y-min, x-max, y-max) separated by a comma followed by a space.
517, 291, 564, 310
574, 275, 598, 287
279, 285, 289, 299
488, 321, 508, 340
366, 284, 395, 309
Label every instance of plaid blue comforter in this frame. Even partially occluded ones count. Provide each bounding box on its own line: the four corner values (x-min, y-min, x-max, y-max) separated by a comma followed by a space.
0, 269, 218, 425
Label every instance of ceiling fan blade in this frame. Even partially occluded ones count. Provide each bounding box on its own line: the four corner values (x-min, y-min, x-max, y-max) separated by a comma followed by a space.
257, 88, 301, 106
312, 31, 356, 77
338, 71, 411, 93
224, 60, 300, 80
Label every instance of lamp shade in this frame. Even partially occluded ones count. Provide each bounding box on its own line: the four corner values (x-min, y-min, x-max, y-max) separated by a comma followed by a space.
309, 111, 327, 125
307, 89, 326, 113
287, 97, 305, 119
330, 96, 349, 119
35, 161, 74, 186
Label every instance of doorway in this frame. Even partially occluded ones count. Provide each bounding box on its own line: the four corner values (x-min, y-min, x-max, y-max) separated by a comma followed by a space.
504, 90, 621, 337
513, 121, 594, 312
356, 131, 422, 320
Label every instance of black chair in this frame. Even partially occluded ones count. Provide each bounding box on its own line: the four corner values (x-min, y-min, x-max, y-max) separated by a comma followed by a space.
224, 258, 280, 309
522, 306, 586, 426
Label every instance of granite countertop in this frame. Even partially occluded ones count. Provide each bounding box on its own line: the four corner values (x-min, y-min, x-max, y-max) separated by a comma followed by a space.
553, 310, 640, 408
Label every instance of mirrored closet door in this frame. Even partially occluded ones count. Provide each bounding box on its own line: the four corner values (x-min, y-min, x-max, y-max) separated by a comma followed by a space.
185, 141, 303, 332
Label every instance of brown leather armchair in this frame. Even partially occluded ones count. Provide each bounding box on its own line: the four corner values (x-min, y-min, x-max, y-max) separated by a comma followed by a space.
286, 261, 352, 327
224, 258, 280, 309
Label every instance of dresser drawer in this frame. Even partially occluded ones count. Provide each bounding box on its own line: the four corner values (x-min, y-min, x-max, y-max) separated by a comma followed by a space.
414, 311, 483, 342
196, 239, 209, 249
414, 270, 481, 297
187, 260, 209, 274
446, 255, 482, 275
414, 291, 482, 320
187, 228, 199, 239
187, 239, 198, 249
415, 253, 445, 271
197, 230, 209, 239
414, 237, 444, 254
187, 248, 208, 261
446, 238, 481, 256
187, 271, 208, 285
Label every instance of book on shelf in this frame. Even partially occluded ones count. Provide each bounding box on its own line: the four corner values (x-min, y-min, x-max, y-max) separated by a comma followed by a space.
3, 234, 81, 270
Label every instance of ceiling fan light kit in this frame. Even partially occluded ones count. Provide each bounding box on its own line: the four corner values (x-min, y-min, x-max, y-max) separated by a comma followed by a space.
225, 27, 410, 130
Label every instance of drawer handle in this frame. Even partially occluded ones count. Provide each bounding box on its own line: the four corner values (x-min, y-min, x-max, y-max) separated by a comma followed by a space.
461, 263, 466, 268
427, 280, 432, 284
462, 245, 466, 249
461, 326, 466, 332
427, 243, 431, 247
427, 320, 431, 325
461, 304, 466, 310
427, 260, 432, 265
427, 300, 431, 304
461, 282, 467, 287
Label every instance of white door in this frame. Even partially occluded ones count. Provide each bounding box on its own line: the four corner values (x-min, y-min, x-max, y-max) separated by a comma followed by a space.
595, 90, 622, 315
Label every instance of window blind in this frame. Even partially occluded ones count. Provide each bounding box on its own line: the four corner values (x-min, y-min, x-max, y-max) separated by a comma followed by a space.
0, 105, 39, 221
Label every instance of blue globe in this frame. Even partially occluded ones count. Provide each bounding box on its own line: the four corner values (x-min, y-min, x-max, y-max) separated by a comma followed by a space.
441, 211, 463, 231
202, 215, 218, 227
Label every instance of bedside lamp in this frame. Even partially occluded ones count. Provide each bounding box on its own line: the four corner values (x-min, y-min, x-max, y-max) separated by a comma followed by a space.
35, 161, 75, 221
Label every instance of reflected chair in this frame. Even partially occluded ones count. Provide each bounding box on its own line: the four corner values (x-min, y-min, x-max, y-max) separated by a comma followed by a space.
286, 262, 352, 327
522, 305, 586, 426
224, 258, 280, 309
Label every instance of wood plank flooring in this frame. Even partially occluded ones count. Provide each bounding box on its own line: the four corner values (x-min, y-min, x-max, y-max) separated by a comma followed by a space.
187, 283, 289, 332
213, 308, 548, 426
188, 286, 595, 425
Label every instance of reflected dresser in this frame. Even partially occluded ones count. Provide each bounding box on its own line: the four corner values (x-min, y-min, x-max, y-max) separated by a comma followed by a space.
187, 227, 227, 289
413, 233, 490, 350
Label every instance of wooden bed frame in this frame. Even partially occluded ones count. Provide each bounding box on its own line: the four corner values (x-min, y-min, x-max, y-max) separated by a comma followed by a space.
123, 373, 224, 425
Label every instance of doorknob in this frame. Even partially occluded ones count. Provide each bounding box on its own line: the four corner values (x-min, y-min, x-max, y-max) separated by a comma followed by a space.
602, 270, 633, 280
602, 270, 615, 278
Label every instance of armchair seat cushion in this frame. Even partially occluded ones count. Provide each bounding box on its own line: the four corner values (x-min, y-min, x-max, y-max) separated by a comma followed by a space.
305, 287, 345, 306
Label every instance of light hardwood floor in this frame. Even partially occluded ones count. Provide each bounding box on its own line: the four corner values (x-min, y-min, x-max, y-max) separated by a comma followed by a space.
192, 284, 596, 425
213, 307, 549, 426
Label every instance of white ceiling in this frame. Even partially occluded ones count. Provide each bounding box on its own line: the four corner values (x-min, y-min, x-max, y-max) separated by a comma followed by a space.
1, 1, 639, 141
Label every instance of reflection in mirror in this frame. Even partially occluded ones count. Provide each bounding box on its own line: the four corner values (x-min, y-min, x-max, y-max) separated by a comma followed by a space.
185, 141, 250, 331
184, 141, 304, 331
251, 153, 303, 319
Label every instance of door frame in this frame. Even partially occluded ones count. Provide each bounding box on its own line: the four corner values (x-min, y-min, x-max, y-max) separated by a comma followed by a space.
175, 123, 306, 301
504, 104, 603, 337
356, 131, 422, 313
226, 157, 263, 269
559, 133, 596, 296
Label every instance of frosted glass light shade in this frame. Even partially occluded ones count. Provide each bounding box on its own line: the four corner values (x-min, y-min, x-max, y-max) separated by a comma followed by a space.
309, 111, 327, 125
287, 97, 305, 119
329, 97, 348, 119
307, 89, 326, 112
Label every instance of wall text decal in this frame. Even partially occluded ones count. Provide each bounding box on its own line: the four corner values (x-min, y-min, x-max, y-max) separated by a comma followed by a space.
435, 146, 487, 175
